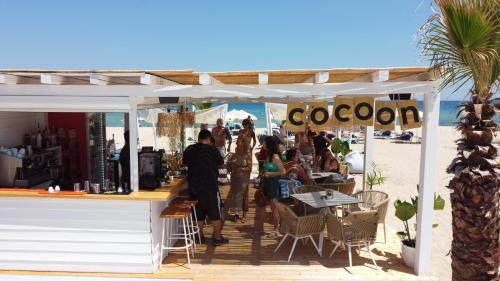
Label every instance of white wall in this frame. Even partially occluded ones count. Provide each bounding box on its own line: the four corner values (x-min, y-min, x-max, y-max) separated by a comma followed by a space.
0, 198, 155, 273
0, 112, 46, 147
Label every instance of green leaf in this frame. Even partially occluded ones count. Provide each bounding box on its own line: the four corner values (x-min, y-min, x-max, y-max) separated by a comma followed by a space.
432, 224, 439, 228
434, 194, 445, 210
396, 231, 408, 240
395, 201, 416, 222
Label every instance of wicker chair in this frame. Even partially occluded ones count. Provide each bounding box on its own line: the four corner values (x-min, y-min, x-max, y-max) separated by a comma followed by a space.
339, 163, 350, 177
274, 201, 326, 262
326, 211, 380, 273
294, 184, 325, 194
352, 190, 389, 243
317, 181, 356, 196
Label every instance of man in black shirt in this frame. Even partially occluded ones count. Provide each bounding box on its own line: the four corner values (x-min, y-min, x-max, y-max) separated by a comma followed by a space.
119, 130, 130, 189
183, 130, 228, 246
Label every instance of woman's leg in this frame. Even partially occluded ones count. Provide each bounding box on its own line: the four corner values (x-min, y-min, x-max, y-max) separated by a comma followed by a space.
270, 199, 279, 232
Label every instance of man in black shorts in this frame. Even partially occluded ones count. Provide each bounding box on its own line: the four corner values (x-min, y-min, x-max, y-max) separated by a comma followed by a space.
183, 129, 228, 246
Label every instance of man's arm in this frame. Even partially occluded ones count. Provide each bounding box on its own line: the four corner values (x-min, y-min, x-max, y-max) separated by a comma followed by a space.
251, 131, 257, 150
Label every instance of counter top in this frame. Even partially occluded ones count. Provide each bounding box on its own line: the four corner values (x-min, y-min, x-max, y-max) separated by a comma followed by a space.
0, 178, 186, 201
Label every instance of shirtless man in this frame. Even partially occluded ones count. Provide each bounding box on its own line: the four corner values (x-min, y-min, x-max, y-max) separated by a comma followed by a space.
212, 118, 232, 157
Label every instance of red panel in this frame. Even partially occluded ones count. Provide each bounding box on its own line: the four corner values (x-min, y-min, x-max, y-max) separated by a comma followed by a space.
47, 113, 88, 182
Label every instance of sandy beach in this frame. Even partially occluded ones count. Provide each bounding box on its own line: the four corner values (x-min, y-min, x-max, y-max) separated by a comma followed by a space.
107, 125, 459, 280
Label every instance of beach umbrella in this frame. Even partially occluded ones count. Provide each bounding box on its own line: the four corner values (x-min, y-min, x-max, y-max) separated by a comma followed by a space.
225, 109, 257, 122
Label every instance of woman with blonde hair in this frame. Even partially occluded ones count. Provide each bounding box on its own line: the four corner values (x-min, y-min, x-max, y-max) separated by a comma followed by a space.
225, 136, 252, 223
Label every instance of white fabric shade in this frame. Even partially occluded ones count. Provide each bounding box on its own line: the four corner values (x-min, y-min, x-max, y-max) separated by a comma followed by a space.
225, 109, 257, 122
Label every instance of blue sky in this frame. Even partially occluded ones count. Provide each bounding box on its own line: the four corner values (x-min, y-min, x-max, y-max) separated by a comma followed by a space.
0, 0, 465, 99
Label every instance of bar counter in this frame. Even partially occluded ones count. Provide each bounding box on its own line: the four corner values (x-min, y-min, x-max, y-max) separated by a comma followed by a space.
0, 178, 186, 201
0, 178, 187, 274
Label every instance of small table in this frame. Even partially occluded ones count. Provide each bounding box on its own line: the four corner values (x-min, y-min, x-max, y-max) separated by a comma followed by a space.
291, 190, 360, 256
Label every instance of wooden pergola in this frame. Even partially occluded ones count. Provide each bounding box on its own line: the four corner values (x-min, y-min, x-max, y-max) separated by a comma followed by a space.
0, 67, 440, 276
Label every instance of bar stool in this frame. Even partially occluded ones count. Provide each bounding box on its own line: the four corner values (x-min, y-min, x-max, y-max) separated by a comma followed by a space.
170, 197, 202, 247
160, 206, 194, 265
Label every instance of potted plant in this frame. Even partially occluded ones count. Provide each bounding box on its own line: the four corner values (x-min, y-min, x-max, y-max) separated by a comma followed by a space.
365, 162, 386, 190
330, 138, 351, 162
394, 192, 445, 267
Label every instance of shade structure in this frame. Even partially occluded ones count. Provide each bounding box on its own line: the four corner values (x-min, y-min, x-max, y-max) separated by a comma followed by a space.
225, 109, 257, 122
0, 67, 440, 276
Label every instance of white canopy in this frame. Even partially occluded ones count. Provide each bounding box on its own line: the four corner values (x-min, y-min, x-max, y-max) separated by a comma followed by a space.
225, 109, 257, 122
195, 104, 228, 125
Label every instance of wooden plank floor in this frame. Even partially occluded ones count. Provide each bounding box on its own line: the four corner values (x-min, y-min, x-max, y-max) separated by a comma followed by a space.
0, 186, 437, 281
160, 186, 437, 281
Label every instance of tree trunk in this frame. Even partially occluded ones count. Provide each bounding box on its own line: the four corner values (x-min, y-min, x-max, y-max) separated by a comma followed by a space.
448, 97, 500, 281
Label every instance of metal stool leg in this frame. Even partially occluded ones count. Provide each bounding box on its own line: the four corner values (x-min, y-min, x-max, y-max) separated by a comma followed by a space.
182, 217, 191, 265
191, 205, 202, 244
160, 218, 166, 264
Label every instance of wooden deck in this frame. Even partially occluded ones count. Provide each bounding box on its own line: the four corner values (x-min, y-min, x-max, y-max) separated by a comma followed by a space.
0, 186, 437, 281
160, 186, 437, 281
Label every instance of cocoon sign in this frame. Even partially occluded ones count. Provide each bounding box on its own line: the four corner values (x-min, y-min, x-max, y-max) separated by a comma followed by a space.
353, 97, 375, 126
375, 101, 397, 131
331, 97, 353, 128
308, 101, 330, 131
397, 100, 422, 130
286, 102, 306, 132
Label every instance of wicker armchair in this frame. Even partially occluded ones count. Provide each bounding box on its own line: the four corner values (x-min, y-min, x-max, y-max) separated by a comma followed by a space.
274, 201, 326, 262
352, 190, 389, 243
326, 211, 380, 273
294, 184, 325, 193
339, 163, 350, 177
317, 181, 356, 196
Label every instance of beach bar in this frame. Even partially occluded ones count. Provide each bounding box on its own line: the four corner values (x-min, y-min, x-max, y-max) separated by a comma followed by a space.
0, 68, 440, 278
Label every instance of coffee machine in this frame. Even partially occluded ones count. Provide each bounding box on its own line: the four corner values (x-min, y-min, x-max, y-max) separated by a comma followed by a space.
138, 147, 164, 190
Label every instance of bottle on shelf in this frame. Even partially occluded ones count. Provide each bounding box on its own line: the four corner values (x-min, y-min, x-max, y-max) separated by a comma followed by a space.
36, 124, 42, 148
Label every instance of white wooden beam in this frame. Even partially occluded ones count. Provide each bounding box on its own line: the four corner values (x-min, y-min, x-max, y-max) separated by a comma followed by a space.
314, 71, 330, 83
128, 96, 140, 192
90, 74, 112, 85
415, 91, 440, 275
362, 126, 374, 190
258, 73, 268, 85
199, 73, 224, 85
0, 74, 21, 84
140, 73, 179, 85
371, 70, 390, 82
40, 74, 66, 85
305, 71, 330, 83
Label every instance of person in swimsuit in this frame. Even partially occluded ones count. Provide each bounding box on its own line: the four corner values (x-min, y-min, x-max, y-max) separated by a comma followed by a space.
225, 137, 252, 223
212, 118, 232, 157
261, 136, 285, 238
239, 118, 256, 153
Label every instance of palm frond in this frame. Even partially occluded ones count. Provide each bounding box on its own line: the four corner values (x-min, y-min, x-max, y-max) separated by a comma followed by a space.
420, 0, 500, 102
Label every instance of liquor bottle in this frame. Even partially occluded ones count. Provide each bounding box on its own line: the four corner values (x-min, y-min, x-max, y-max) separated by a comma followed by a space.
36, 124, 42, 148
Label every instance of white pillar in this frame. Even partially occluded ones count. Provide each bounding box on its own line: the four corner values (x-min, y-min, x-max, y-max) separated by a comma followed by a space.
128, 97, 140, 192
415, 91, 440, 275
362, 126, 374, 191
265, 102, 272, 135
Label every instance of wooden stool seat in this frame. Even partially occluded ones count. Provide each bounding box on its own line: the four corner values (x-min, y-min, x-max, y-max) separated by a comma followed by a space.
160, 206, 191, 219
171, 197, 198, 207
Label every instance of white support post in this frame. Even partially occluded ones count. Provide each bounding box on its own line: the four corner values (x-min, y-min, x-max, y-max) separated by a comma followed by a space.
128, 97, 140, 192
362, 126, 374, 191
265, 102, 272, 135
415, 91, 440, 275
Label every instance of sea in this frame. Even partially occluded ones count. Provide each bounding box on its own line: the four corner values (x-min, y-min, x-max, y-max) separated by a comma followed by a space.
106, 101, 492, 128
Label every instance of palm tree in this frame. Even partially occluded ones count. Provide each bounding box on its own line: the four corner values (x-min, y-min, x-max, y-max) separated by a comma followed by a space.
420, 0, 499, 280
